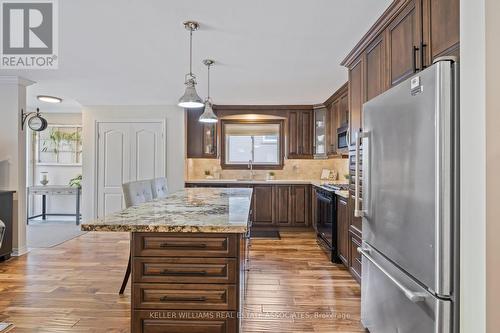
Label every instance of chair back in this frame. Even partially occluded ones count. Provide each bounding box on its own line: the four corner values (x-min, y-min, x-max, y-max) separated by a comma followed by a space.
122, 180, 154, 208
151, 177, 169, 199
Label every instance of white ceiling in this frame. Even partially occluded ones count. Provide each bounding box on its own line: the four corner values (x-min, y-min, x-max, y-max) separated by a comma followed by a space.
0, 0, 391, 111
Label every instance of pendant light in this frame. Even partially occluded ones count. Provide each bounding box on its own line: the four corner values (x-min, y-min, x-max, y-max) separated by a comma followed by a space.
199, 59, 218, 123
178, 21, 204, 108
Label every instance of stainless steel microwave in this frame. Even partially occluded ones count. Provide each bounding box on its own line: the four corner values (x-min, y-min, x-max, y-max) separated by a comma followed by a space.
337, 125, 349, 153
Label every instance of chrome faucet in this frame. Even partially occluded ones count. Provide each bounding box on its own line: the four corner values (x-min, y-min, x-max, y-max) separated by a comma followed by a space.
248, 160, 254, 180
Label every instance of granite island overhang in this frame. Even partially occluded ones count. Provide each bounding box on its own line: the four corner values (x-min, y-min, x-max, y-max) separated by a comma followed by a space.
81, 187, 253, 333
81, 187, 253, 233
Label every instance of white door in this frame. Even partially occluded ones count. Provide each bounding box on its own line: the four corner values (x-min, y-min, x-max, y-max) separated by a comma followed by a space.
97, 121, 165, 217
130, 122, 165, 181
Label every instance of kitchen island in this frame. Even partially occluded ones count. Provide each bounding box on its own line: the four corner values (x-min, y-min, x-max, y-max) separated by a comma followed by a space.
82, 187, 253, 333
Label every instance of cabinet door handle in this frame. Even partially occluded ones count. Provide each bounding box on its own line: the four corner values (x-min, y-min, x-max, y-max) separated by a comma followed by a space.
412, 46, 420, 73
160, 296, 207, 302
160, 270, 208, 276
159, 242, 207, 249
420, 42, 427, 70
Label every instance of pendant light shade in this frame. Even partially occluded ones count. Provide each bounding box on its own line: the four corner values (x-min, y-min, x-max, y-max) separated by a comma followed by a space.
178, 75, 203, 108
199, 99, 218, 123
199, 59, 218, 123
178, 21, 204, 109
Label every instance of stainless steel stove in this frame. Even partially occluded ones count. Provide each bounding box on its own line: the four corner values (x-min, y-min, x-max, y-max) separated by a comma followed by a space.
319, 183, 349, 192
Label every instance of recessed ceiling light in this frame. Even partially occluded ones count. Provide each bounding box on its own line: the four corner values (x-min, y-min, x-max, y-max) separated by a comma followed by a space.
37, 95, 62, 104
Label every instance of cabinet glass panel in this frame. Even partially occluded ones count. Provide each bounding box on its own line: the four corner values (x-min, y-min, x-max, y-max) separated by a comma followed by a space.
203, 124, 216, 156
314, 107, 327, 158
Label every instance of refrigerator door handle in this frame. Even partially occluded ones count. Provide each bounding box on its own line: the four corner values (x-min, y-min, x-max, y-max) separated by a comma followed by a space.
358, 247, 428, 303
354, 131, 368, 217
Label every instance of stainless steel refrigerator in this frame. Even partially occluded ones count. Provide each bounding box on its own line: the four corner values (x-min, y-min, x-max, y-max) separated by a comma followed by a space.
355, 59, 459, 333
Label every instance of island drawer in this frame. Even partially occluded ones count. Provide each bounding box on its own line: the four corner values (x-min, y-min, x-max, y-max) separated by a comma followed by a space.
133, 233, 238, 258
133, 283, 237, 310
132, 310, 237, 333
133, 257, 237, 284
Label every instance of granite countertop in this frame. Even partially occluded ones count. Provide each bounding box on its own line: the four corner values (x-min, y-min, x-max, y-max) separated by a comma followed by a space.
186, 179, 350, 198
185, 179, 314, 185
81, 188, 253, 233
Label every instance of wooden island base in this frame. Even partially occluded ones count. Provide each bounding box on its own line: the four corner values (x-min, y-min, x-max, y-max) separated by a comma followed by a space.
131, 232, 247, 333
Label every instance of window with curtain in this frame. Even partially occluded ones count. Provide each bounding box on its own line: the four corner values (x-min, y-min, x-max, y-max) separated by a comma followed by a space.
221, 120, 283, 169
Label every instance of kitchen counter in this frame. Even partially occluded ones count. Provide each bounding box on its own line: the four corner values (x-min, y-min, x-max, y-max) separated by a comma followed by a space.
185, 178, 313, 185
81, 187, 253, 233
185, 179, 350, 198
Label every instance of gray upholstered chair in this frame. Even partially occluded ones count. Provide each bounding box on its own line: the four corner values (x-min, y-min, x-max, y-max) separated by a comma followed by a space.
151, 177, 169, 199
122, 180, 154, 207
119, 179, 154, 295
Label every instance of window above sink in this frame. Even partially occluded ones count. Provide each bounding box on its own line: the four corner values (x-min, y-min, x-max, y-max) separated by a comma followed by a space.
221, 119, 284, 170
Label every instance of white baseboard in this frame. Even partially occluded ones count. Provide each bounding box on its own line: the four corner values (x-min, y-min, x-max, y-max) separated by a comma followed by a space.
11, 246, 29, 257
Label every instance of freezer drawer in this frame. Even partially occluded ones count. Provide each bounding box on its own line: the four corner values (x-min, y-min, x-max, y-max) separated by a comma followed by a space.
360, 242, 452, 333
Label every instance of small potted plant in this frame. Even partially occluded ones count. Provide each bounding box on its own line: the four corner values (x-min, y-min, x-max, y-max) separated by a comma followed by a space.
69, 174, 82, 188
267, 171, 276, 181
204, 170, 214, 179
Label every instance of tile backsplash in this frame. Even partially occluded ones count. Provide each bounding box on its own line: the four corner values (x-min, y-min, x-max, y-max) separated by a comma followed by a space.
186, 158, 349, 182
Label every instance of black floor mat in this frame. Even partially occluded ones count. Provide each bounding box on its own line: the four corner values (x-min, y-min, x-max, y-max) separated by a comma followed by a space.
250, 230, 281, 239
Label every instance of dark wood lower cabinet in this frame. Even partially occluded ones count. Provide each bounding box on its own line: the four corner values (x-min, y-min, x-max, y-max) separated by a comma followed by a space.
131, 233, 245, 333
252, 185, 274, 225
349, 232, 362, 284
290, 185, 311, 226
186, 183, 312, 227
0, 191, 14, 261
274, 185, 291, 226
252, 184, 311, 226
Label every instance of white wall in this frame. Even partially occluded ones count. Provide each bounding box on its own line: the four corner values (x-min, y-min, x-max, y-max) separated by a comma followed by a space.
81, 105, 185, 222
485, 0, 500, 330
0, 76, 33, 256
460, 0, 487, 332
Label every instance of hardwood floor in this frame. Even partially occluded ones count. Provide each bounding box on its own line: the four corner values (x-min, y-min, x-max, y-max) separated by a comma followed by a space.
0, 231, 363, 332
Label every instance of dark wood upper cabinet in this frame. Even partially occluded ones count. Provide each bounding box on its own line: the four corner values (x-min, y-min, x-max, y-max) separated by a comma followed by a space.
336, 0, 460, 285
324, 83, 348, 156
252, 185, 274, 225
424, 0, 459, 62
386, 0, 421, 87
365, 35, 387, 101
288, 111, 299, 157
301, 111, 313, 156
186, 108, 217, 159
349, 56, 364, 147
275, 185, 291, 226
337, 196, 349, 267
327, 100, 338, 155
288, 109, 314, 159
339, 93, 348, 126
